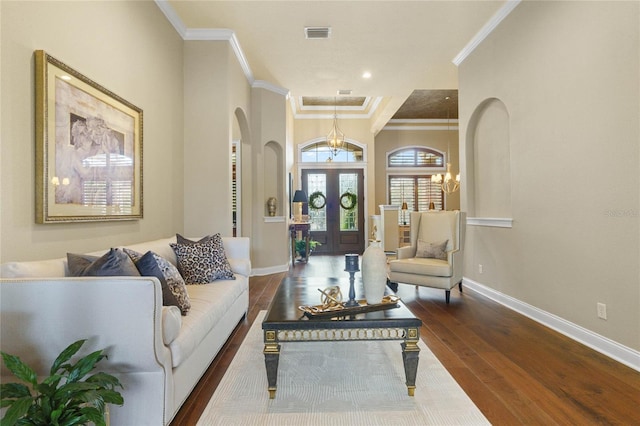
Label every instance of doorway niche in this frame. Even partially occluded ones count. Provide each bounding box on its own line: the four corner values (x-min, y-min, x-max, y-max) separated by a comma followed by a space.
264, 140, 284, 220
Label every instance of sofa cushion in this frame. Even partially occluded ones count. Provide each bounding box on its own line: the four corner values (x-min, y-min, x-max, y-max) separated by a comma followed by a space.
170, 234, 235, 284
168, 276, 247, 367
124, 249, 192, 315
67, 248, 140, 277
390, 257, 452, 277
416, 239, 448, 260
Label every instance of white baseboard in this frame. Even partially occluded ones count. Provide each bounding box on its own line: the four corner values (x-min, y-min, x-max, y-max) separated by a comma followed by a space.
462, 277, 640, 372
251, 263, 289, 277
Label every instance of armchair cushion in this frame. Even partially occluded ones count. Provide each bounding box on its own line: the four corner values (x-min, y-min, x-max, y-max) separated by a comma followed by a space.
416, 239, 448, 260
389, 257, 452, 277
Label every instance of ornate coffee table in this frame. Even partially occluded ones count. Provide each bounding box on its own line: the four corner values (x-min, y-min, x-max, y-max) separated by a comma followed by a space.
262, 276, 422, 398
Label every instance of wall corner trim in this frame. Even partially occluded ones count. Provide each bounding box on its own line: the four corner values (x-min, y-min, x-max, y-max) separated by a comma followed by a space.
462, 277, 640, 372
264, 216, 286, 223
452, 0, 522, 66
251, 263, 289, 276
467, 217, 513, 228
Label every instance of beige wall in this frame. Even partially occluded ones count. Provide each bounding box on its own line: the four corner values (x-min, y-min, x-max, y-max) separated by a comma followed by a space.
251, 87, 288, 269
0, 0, 184, 262
374, 129, 461, 213
459, 1, 639, 350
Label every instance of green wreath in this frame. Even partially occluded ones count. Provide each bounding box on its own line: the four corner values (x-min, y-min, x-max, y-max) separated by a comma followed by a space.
309, 191, 326, 210
339, 192, 357, 210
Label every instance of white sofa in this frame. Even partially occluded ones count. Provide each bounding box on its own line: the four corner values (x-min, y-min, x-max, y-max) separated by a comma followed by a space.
0, 236, 251, 425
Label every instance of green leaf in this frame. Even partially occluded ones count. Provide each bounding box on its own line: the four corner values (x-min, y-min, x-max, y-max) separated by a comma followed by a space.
49, 340, 85, 376
0, 383, 32, 399
1, 353, 37, 386
79, 407, 105, 426
65, 351, 104, 383
42, 374, 64, 389
0, 396, 33, 426
86, 372, 123, 390
97, 389, 124, 405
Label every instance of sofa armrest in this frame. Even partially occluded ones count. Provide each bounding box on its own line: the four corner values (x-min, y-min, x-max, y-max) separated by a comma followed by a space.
397, 245, 416, 259
222, 237, 251, 276
0, 277, 171, 375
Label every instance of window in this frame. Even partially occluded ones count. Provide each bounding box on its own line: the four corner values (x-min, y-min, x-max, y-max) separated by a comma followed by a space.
387, 147, 443, 167
301, 141, 363, 163
387, 147, 444, 225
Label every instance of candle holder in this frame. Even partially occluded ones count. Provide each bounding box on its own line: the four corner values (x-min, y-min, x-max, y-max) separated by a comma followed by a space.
344, 254, 360, 307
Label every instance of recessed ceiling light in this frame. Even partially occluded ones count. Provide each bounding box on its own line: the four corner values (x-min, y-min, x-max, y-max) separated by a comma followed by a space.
362, 71, 372, 79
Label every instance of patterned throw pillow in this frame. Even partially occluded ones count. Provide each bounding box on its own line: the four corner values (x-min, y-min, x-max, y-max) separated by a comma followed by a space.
171, 233, 235, 284
416, 239, 449, 260
124, 248, 191, 315
67, 248, 140, 277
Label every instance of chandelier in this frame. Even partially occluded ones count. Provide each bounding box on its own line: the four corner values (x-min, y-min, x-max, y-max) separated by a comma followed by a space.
431, 96, 460, 194
326, 101, 345, 157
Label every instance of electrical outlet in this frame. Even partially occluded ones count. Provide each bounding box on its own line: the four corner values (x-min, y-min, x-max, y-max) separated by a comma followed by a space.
478, 264, 483, 274
597, 302, 607, 320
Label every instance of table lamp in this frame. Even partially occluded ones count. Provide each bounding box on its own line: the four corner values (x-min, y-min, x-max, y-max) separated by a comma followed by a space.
292, 190, 308, 222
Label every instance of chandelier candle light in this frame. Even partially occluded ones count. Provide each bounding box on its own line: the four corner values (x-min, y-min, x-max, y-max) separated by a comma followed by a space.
327, 100, 345, 157
431, 96, 460, 194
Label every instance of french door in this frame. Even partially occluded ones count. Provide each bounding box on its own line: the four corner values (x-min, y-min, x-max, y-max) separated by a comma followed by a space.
302, 169, 365, 255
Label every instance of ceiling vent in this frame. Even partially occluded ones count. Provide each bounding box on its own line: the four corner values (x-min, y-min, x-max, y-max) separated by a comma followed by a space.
305, 27, 331, 39
337, 89, 352, 96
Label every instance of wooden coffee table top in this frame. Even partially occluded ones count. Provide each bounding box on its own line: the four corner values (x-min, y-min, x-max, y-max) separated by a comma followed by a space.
262, 276, 421, 331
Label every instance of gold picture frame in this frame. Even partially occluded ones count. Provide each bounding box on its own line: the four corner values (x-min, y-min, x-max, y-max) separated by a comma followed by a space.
35, 50, 143, 223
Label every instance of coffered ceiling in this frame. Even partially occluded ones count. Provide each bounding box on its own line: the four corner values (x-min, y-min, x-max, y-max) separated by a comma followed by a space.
160, 1, 508, 124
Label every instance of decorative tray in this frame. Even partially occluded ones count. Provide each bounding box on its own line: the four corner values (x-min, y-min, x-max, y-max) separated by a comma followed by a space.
299, 295, 401, 318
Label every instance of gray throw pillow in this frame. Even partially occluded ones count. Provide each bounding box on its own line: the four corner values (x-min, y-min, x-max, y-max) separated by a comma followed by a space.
416, 239, 448, 260
124, 248, 191, 315
170, 233, 235, 284
67, 248, 141, 277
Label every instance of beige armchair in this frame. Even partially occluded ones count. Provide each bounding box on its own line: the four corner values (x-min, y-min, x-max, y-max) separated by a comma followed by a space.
388, 210, 466, 303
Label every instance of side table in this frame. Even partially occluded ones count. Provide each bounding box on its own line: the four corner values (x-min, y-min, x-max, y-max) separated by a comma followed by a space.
289, 222, 311, 267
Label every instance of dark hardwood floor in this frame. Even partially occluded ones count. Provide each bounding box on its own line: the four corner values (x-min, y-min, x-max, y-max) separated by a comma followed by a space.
171, 255, 640, 425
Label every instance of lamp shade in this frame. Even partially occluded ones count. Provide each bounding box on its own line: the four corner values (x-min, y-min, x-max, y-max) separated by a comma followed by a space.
401, 202, 408, 210
292, 190, 308, 203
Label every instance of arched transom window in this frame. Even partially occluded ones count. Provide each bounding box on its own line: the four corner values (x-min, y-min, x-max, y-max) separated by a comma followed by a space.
301, 141, 363, 163
387, 147, 443, 167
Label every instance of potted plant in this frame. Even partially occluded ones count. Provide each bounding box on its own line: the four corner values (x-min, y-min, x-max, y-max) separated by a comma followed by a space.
295, 239, 321, 259
0, 339, 124, 426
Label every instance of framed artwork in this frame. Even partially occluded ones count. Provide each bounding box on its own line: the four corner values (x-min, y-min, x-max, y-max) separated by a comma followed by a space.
34, 50, 143, 223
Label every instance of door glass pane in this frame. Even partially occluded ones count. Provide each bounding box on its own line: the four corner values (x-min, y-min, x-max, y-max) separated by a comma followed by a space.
307, 173, 326, 231
339, 173, 358, 231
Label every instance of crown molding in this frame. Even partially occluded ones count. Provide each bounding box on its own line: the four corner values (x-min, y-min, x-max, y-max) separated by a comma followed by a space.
155, 0, 187, 37
253, 80, 290, 97
291, 97, 383, 119
154, 1, 254, 84
452, 0, 522, 66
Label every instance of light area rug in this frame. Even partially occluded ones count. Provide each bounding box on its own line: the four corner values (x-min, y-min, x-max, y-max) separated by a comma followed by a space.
197, 311, 490, 426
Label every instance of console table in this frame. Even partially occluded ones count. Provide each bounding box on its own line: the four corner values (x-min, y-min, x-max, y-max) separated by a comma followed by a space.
289, 222, 311, 267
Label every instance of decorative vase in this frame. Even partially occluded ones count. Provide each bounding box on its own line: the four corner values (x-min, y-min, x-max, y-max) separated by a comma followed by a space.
362, 245, 387, 304
266, 197, 277, 216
